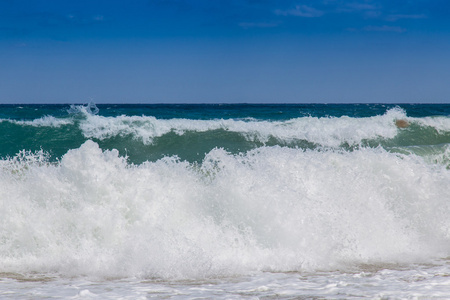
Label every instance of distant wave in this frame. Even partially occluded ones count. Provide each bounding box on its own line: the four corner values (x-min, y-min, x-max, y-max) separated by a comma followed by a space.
2, 105, 450, 165
74, 107, 406, 146
67, 106, 450, 151
0, 115, 73, 127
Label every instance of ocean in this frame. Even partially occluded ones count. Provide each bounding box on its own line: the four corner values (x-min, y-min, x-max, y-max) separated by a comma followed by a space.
0, 103, 449, 299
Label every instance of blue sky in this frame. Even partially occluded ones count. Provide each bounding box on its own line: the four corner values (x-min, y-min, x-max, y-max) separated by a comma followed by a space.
1, 0, 449, 103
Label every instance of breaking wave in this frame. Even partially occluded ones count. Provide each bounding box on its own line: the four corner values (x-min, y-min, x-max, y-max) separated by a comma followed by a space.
0, 141, 449, 279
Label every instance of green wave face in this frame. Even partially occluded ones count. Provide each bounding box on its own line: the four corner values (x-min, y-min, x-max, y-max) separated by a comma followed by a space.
1, 104, 449, 165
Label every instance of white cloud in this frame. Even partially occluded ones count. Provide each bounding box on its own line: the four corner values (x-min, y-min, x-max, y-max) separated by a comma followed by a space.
336, 1, 379, 13
239, 22, 280, 29
363, 25, 406, 33
92, 15, 105, 22
334, 1, 382, 18
275, 5, 324, 18
346, 2, 377, 11
386, 14, 427, 22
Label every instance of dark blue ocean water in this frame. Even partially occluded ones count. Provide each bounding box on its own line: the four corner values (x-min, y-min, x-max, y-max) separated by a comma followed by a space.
1, 103, 449, 120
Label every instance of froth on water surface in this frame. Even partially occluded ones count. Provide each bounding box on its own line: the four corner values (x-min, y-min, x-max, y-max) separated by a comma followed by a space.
1, 141, 450, 279
1, 261, 450, 298
2, 104, 450, 165
1, 104, 450, 298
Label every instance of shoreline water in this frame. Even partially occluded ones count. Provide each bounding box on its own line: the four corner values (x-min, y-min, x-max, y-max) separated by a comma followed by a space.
1, 261, 450, 299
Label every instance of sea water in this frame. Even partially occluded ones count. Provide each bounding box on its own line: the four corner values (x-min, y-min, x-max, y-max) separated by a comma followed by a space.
0, 103, 449, 299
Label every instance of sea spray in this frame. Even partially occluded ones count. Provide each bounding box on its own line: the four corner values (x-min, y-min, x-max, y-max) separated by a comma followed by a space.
1, 140, 449, 279
76, 107, 407, 147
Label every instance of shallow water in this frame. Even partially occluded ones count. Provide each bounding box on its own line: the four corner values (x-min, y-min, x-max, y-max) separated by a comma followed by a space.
1, 261, 450, 299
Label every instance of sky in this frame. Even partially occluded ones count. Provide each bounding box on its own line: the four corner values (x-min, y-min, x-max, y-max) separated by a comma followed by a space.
1, 0, 450, 103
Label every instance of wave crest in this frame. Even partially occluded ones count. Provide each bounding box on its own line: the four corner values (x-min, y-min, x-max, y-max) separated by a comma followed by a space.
1, 141, 449, 279
77, 107, 410, 147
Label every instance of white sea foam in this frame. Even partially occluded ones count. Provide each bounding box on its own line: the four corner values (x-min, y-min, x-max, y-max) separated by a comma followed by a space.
1, 263, 450, 298
414, 115, 450, 132
1, 116, 73, 127
67, 102, 99, 115
78, 107, 411, 146
1, 140, 449, 280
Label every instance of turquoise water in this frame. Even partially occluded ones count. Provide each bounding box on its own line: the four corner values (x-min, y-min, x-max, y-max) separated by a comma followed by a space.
1, 103, 450, 298
1, 103, 450, 164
